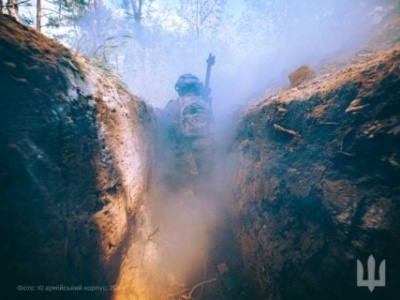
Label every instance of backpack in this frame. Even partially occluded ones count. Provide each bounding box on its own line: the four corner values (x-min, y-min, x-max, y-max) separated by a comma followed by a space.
178, 94, 212, 138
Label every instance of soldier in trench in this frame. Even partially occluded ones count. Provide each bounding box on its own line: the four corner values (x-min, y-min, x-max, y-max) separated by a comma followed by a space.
158, 73, 214, 189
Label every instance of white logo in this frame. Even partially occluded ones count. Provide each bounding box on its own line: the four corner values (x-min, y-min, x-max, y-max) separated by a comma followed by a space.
357, 255, 386, 292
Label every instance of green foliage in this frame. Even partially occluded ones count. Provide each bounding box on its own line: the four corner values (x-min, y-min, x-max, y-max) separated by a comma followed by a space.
20, 15, 34, 26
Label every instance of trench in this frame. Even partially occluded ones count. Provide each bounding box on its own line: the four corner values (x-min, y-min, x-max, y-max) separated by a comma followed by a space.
1, 14, 400, 300
110, 104, 256, 300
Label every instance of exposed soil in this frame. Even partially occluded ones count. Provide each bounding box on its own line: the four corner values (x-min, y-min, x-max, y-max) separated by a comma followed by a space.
234, 48, 400, 300
1, 9, 400, 300
0, 15, 154, 300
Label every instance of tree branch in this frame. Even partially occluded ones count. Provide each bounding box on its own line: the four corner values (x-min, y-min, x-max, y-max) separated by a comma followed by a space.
200, 0, 218, 24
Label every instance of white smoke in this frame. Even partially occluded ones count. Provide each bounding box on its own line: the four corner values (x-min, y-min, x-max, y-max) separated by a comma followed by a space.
70, 0, 391, 114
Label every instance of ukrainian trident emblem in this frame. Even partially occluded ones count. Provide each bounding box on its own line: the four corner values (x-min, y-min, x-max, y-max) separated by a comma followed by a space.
357, 255, 386, 292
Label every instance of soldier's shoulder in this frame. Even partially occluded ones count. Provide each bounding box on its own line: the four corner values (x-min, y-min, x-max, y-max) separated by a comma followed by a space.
164, 99, 179, 109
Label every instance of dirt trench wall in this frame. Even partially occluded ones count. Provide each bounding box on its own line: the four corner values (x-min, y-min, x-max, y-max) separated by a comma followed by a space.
0, 16, 155, 299
234, 50, 400, 300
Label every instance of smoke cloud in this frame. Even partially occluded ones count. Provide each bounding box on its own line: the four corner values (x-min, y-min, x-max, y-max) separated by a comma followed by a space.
68, 0, 394, 297
73, 0, 389, 115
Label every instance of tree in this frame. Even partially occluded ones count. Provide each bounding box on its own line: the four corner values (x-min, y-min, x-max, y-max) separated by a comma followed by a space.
36, 0, 41, 31
42, 0, 90, 44
120, 0, 156, 44
178, 0, 225, 38
130, 0, 143, 25
6, 0, 19, 21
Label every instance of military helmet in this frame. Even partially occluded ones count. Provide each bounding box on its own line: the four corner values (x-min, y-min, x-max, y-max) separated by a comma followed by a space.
175, 73, 204, 96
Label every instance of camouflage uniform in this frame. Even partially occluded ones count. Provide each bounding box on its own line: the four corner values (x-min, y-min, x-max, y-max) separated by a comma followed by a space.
159, 74, 214, 188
